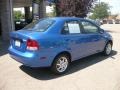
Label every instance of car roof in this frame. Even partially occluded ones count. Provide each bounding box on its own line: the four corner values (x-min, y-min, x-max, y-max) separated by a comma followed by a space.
49, 17, 85, 21
48, 17, 99, 26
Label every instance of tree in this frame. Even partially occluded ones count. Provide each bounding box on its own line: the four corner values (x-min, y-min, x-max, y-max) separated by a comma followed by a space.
89, 2, 110, 19
49, 0, 96, 17
14, 11, 24, 20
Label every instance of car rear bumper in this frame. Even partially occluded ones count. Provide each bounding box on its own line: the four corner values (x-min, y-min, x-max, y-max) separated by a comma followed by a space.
8, 46, 52, 67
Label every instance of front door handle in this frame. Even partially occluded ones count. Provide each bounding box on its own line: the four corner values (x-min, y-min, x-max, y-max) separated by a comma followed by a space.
65, 39, 70, 41
92, 39, 98, 41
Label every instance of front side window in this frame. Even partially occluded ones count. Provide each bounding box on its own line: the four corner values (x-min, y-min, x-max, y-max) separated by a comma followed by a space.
81, 21, 99, 34
24, 19, 55, 32
62, 21, 81, 34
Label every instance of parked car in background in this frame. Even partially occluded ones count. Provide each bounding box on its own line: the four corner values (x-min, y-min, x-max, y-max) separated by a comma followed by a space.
102, 19, 108, 24
108, 20, 114, 24
114, 19, 120, 24
9, 17, 113, 74
15, 19, 32, 30
15, 19, 28, 30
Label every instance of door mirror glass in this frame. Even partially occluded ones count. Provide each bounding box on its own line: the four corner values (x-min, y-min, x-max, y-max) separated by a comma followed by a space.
99, 29, 104, 34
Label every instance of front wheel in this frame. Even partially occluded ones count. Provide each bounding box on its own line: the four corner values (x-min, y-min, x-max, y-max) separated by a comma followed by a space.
103, 42, 112, 56
51, 54, 70, 74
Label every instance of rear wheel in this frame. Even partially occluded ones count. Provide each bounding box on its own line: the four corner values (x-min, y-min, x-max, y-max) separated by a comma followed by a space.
51, 54, 70, 74
103, 42, 112, 56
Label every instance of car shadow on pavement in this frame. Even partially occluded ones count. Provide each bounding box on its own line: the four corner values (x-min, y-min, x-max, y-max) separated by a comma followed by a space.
0, 40, 9, 56
20, 50, 117, 80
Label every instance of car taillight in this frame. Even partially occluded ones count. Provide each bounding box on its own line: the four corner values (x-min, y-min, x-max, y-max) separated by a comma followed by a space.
27, 39, 39, 51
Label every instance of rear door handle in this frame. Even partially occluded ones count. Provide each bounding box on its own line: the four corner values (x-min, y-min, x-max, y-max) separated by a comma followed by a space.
65, 39, 74, 42
92, 39, 98, 41
65, 39, 70, 41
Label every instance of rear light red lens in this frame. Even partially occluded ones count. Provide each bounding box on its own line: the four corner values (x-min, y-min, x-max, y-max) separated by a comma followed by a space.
27, 39, 39, 51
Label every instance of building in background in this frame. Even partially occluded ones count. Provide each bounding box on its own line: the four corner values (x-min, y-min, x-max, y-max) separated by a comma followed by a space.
116, 15, 120, 19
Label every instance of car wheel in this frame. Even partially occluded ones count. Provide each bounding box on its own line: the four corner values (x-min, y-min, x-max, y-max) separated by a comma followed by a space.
51, 54, 70, 74
103, 42, 112, 56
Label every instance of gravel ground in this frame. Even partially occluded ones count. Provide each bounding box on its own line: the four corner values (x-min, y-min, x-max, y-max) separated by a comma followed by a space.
0, 24, 120, 90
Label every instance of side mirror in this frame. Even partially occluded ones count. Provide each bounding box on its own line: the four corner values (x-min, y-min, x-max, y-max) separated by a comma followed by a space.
99, 29, 105, 34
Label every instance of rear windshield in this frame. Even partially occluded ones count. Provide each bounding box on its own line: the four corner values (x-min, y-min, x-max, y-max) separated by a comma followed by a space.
23, 19, 55, 32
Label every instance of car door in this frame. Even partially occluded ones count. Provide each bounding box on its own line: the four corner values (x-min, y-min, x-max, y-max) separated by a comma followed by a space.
61, 20, 86, 60
79, 20, 106, 56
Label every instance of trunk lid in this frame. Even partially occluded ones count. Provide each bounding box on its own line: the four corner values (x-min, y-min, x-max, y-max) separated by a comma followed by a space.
10, 30, 42, 52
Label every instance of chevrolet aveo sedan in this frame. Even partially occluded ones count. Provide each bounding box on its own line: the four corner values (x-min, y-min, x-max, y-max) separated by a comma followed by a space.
9, 17, 113, 74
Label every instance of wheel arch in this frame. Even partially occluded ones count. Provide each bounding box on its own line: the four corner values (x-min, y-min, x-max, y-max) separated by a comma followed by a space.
53, 51, 72, 63
107, 40, 113, 46
50, 51, 71, 74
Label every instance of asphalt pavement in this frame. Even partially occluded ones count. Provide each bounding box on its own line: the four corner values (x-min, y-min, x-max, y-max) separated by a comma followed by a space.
0, 24, 120, 90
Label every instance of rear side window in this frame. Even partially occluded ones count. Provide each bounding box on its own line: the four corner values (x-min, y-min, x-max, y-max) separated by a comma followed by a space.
62, 21, 81, 34
24, 19, 55, 32
81, 21, 99, 34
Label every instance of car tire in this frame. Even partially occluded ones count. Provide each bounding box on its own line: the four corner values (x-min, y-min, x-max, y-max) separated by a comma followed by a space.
51, 54, 70, 74
103, 42, 112, 56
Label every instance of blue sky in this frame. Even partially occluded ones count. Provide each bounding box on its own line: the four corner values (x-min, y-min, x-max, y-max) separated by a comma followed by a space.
101, 0, 120, 14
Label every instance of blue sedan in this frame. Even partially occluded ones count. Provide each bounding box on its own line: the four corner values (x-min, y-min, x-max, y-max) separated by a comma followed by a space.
9, 17, 113, 74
